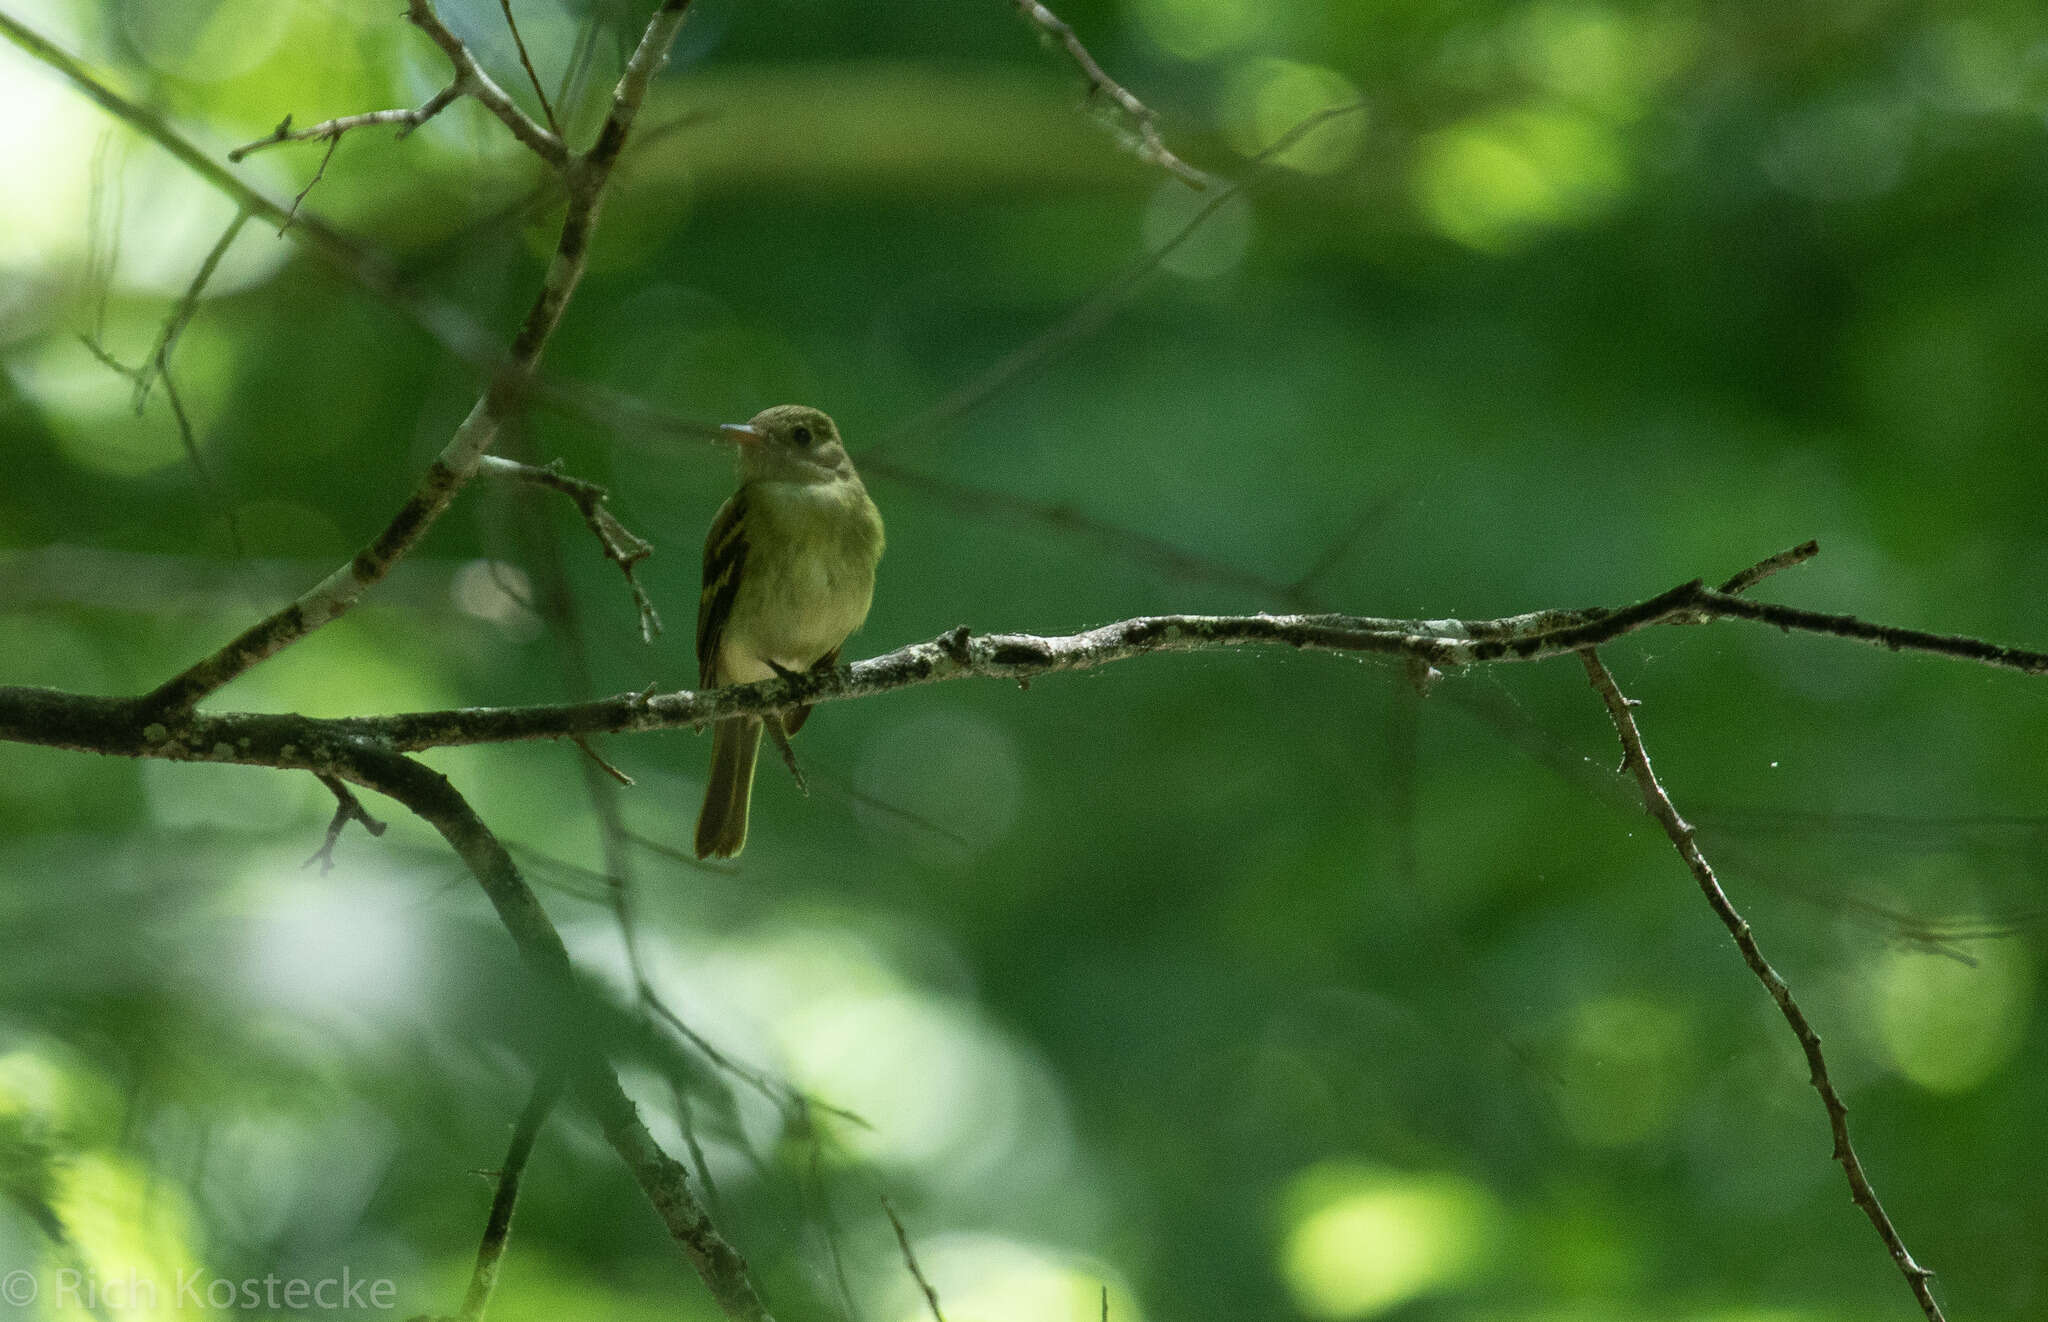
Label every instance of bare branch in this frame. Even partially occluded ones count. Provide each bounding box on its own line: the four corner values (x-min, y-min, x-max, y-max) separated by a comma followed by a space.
883, 1197, 947, 1322
497, 0, 563, 137
227, 87, 462, 163
1006, 0, 1207, 187
571, 735, 635, 785
1718, 539, 1820, 595
78, 208, 252, 559
138, 209, 252, 408
1579, 649, 1946, 1322
228, 3, 562, 167
136, 0, 699, 716
479, 455, 662, 641
457, 1072, 564, 1322
307, 772, 387, 874
276, 135, 340, 231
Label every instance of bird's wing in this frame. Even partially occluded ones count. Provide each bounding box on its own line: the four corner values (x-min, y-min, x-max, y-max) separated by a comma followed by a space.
697, 489, 749, 688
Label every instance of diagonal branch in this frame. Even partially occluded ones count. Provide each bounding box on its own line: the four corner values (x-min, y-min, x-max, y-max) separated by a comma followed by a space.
332, 743, 773, 1322
883, 1197, 947, 1322
1007, 0, 1208, 187
457, 1071, 564, 1322
873, 99, 1365, 448
497, 0, 563, 137
1580, 649, 1945, 1322
135, 0, 698, 717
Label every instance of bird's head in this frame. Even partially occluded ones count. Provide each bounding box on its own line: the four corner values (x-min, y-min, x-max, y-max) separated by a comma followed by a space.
721, 404, 855, 484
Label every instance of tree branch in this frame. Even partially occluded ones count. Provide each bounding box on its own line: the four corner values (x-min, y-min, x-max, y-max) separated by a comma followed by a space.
331, 743, 773, 1322
457, 1071, 564, 1322
228, 87, 464, 162
478, 455, 661, 641
135, 0, 697, 716
883, 1197, 947, 1322
497, 0, 563, 137
9, 558, 2047, 773
402, 0, 567, 167
1006, 0, 1208, 187
307, 771, 387, 874
1579, 649, 1946, 1322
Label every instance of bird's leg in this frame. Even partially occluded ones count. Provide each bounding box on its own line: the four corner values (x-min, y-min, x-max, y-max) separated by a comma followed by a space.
762, 712, 809, 797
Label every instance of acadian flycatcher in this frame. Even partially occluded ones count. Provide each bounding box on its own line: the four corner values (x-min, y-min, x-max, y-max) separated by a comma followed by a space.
694, 405, 885, 859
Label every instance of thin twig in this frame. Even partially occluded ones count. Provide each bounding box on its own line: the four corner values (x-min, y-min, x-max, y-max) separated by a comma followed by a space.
672, 1085, 725, 1224
307, 772, 387, 874
1282, 482, 1408, 599
0, 10, 524, 379
804, 1118, 862, 1322
1579, 649, 1945, 1322
457, 1071, 564, 1322
875, 99, 1368, 448
227, 86, 462, 163
478, 455, 662, 641
497, 0, 562, 136
156, 373, 249, 561
882, 1196, 946, 1322
138, 209, 251, 408
1006, 0, 1207, 187
278, 134, 341, 232
570, 735, 634, 785
1717, 539, 1820, 595
497, 435, 800, 1162
74, 212, 253, 561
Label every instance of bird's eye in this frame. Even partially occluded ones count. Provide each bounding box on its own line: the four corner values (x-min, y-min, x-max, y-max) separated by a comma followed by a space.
792, 425, 813, 446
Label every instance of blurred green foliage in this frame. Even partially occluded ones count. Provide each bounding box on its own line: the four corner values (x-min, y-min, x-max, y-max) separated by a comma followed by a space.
2, 0, 2047, 1319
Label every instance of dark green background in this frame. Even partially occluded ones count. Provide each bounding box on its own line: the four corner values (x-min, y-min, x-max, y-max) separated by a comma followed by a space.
2, 0, 2044, 1318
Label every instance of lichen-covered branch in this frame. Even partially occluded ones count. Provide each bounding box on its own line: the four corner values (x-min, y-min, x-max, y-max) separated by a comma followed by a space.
8, 558, 2046, 775
1579, 650, 1947, 1322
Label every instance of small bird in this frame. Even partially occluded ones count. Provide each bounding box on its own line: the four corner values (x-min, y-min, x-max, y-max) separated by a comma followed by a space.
694, 405, 885, 859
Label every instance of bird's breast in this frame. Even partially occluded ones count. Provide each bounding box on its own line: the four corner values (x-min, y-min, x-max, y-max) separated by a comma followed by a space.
721, 479, 881, 678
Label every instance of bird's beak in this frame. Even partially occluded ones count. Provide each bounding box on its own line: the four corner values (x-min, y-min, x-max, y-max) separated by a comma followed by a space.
719, 423, 761, 445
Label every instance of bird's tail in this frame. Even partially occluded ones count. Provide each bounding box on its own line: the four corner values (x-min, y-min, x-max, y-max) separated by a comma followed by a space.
695, 716, 761, 859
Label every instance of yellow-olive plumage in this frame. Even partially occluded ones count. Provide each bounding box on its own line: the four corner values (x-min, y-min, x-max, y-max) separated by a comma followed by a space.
694, 405, 884, 858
